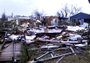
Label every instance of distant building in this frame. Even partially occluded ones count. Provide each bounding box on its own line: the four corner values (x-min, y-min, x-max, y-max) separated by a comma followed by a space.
7, 15, 32, 26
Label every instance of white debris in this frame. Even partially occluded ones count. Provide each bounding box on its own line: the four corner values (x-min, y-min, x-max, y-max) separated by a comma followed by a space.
25, 35, 36, 44
41, 44, 59, 49
36, 20, 41, 23
68, 33, 82, 41
75, 42, 87, 47
25, 35, 36, 40
48, 29, 62, 33
29, 28, 44, 33
9, 34, 20, 40
80, 22, 88, 28
67, 26, 85, 31
29, 28, 62, 33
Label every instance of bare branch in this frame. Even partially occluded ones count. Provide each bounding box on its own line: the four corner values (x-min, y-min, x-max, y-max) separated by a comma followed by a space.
57, 4, 81, 18
70, 5, 81, 16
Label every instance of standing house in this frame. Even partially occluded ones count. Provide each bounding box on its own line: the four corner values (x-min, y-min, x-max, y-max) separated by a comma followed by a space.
70, 12, 90, 25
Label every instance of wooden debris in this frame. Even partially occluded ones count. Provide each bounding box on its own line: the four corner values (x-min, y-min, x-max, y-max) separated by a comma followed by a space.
37, 52, 50, 60
56, 56, 64, 63
69, 47, 76, 55
39, 52, 72, 61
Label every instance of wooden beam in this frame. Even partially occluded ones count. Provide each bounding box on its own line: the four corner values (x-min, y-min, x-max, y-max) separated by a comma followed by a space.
56, 56, 64, 63
39, 52, 72, 61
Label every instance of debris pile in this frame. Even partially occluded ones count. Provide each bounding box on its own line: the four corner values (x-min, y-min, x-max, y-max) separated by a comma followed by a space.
0, 24, 89, 63
26, 25, 89, 63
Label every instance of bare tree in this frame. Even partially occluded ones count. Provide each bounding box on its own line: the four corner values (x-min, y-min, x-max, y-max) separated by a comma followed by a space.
0, 13, 8, 28
1, 13, 7, 21
70, 5, 81, 16
57, 4, 81, 18
34, 10, 43, 20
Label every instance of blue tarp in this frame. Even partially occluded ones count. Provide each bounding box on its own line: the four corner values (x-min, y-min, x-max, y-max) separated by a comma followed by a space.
70, 12, 90, 19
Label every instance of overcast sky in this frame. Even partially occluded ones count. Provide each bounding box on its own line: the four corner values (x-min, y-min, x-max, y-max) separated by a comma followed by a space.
0, 0, 90, 17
